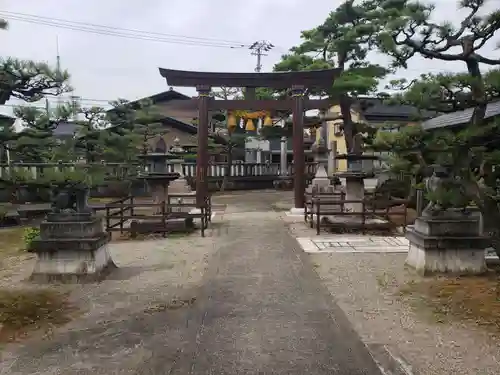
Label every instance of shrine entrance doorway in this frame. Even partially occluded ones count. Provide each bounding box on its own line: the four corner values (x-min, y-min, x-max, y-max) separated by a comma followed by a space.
158, 68, 340, 210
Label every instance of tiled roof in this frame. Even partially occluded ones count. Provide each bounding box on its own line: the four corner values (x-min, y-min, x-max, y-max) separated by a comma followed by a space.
126, 89, 191, 108
53, 121, 78, 136
356, 97, 436, 121
422, 101, 500, 130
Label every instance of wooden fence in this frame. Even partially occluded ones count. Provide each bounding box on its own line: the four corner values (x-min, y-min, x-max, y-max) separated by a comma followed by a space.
104, 195, 211, 237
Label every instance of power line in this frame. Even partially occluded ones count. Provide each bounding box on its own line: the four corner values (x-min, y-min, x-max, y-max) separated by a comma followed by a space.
249, 40, 275, 72
0, 10, 253, 45
0, 12, 250, 49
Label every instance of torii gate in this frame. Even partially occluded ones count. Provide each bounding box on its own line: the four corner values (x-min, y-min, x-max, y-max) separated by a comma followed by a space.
158, 68, 341, 210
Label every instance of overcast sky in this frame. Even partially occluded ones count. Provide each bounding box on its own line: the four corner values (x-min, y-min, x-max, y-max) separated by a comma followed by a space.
0, 0, 498, 116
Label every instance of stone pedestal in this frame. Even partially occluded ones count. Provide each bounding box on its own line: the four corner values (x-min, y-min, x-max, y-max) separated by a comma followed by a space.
344, 176, 364, 213
406, 213, 489, 275
29, 213, 115, 283
168, 161, 195, 213
143, 173, 180, 214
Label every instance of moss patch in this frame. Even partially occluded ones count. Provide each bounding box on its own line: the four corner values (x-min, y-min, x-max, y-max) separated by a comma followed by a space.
399, 270, 500, 330
0, 288, 76, 342
0, 227, 26, 258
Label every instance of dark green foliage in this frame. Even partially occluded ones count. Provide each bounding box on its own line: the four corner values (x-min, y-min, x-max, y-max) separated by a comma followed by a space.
273, 0, 388, 151
0, 57, 72, 104
102, 99, 166, 163
0, 116, 17, 163
11, 104, 73, 162
369, 0, 500, 254
74, 107, 107, 163
371, 0, 500, 69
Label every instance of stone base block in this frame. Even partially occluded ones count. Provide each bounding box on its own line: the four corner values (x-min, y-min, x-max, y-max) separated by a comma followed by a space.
288, 207, 305, 216
30, 244, 117, 283
168, 177, 192, 194
406, 242, 486, 275
405, 226, 489, 275
40, 215, 103, 239
130, 217, 194, 236
169, 191, 196, 213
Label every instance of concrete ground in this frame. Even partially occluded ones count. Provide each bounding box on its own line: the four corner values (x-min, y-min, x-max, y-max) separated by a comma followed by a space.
0, 190, 383, 375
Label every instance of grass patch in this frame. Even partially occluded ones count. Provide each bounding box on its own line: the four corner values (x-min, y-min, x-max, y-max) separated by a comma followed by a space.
399, 271, 500, 330
0, 227, 27, 258
0, 288, 76, 342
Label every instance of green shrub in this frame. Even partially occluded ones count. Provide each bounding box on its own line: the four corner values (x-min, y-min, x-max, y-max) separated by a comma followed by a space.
22, 227, 40, 250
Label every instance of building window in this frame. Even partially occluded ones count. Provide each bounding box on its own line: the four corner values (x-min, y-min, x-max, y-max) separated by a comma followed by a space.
155, 138, 166, 153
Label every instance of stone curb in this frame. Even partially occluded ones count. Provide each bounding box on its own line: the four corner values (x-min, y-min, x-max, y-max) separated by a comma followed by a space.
366, 343, 415, 375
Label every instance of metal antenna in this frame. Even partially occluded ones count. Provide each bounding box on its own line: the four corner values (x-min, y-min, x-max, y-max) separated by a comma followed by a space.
55, 36, 62, 110
249, 40, 274, 72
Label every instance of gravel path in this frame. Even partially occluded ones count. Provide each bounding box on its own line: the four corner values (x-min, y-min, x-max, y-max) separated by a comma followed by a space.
288, 219, 500, 375
0, 191, 382, 374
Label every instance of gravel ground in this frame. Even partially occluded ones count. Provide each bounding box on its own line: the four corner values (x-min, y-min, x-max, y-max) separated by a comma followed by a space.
0, 191, 383, 374
3, 189, 498, 374
0, 217, 223, 374
287, 219, 500, 375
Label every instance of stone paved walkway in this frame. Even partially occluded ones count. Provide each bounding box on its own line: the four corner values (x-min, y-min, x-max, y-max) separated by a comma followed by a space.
1, 192, 384, 374
297, 235, 409, 253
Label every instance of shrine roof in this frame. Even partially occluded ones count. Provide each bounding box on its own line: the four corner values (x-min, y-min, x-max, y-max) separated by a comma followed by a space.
159, 68, 341, 89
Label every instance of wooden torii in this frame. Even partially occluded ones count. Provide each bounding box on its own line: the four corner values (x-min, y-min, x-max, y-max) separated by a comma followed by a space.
158, 68, 341, 210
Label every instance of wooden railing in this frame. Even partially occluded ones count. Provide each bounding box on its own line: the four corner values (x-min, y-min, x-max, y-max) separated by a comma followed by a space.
104, 195, 211, 237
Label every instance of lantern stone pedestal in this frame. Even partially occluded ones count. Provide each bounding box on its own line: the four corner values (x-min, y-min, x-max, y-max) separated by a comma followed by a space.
168, 158, 196, 213
143, 172, 180, 214
405, 212, 489, 275
29, 212, 115, 283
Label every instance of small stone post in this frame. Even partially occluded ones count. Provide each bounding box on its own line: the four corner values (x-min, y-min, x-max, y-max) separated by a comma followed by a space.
280, 136, 288, 176
344, 134, 365, 213
328, 140, 337, 177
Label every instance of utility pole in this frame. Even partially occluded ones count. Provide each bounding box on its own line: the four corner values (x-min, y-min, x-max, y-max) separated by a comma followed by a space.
249, 40, 274, 73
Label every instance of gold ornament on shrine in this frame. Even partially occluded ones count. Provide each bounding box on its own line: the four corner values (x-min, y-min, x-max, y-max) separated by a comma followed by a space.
227, 113, 237, 130
245, 118, 256, 131
263, 115, 273, 127
234, 110, 270, 120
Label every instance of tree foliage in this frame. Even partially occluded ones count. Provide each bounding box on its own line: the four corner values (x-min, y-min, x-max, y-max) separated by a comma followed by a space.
74, 106, 108, 163
11, 104, 73, 162
274, 0, 389, 152
372, 0, 500, 124
129, 99, 167, 158
372, 0, 500, 254
0, 58, 72, 104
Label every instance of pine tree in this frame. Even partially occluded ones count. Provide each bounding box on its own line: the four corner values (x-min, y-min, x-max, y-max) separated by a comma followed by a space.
74, 106, 108, 163
370, 0, 500, 254
11, 104, 72, 162
273, 0, 388, 153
